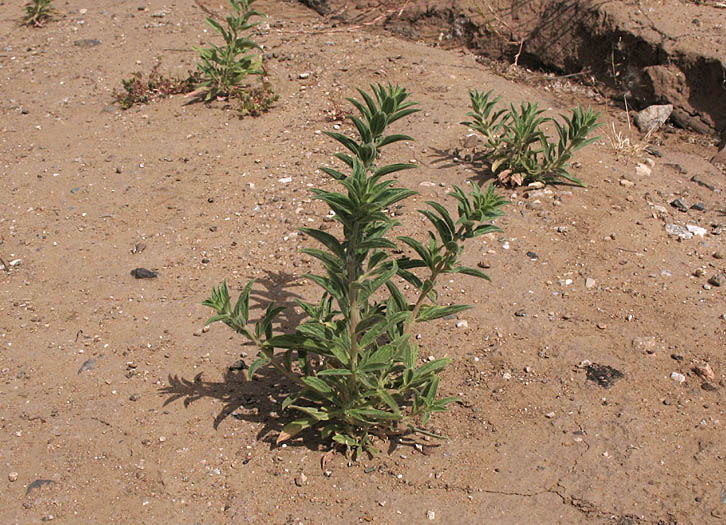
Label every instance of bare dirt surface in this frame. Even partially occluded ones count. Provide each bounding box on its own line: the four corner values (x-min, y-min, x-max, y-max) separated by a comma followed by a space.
1, 1, 725, 524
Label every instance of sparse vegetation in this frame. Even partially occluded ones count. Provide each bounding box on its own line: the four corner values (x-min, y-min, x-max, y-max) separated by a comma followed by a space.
462, 89, 602, 186
22, 0, 54, 27
113, 61, 200, 110
203, 84, 508, 458
193, 0, 276, 114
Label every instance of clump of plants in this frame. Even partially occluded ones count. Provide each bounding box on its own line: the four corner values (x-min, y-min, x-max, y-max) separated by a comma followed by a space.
21, 0, 54, 27
203, 84, 508, 458
113, 61, 200, 110
193, 0, 276, 114
462, 89, 602, 187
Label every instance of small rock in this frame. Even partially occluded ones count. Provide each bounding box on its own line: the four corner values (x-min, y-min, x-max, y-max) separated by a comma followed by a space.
229, 359, 248, 371
545, 411, 555, 418
129, 393, 140, 402
585, 278, 597, 289
671, 353, 684, 361
633, 104, 673, 131
701, 381, 719, 392
693, 363, 715, 380
634, 164, 651, 177
714, 252, 724, 260
526, 251, 538, 260
77, 359, 96, 374
687, 224, 707, 238
670, 198, 689, 212
665, 224, 693, 240
670, 371, 686, 383
708, 274, 722, 287
8, 472, 18, 482
131, 242, 146, 254
278, 177, 292, 184
299, 72, 310, 79
295, 473, 308, 487
477, 260, 491, 269
514, 310, 527, 317
585, 364, 623, 389
455, 320, 468, 329
130, 268, 158, 279
73, 39, 101, 48
632, 336, 658, 354
193, 328, 204, 337
460, 133, 480, 149
426, 510, 436, 520
690, 202, 705, 211
619, 178, 635, 187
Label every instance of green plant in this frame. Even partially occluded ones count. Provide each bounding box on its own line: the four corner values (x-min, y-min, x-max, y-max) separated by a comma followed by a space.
203, 84, 508, 458
194, 0, 267, 102
462, 89, 602, 186
113, 60, 200, 110
22, 0, 54, 27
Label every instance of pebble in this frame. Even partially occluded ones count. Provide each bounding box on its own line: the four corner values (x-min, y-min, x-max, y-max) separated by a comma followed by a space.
670, 198, 689, 212
690, 202, 705, 211
634, 163, 651, 177
130, 267, 158, 279
633, 104, 673, 131
545, 411, 555, 418
665, 224, 693, 240
687, 224, 707, 238
514, 310, 527, 317
702, 382, 719, 392
632, 336, 657, 354
693, 363, 715, 380
295, 473, 308, 486
708, 274, 722, 287
299, 72, 310, 79
714, 252, 724, 260
77, 359, 96, 374
455, 320, 468, 329
619, 178, 635, 187
526, 251, 538, 260
585, 364, 623, 389
8, 472, 18, 482
73, 39, 101, 48
670, 372, 686, 383
426, 510, 436, 520
585, 278, 597, 289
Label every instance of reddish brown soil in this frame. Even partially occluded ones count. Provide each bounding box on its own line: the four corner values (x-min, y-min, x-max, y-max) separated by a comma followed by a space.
1, 1, 724, 523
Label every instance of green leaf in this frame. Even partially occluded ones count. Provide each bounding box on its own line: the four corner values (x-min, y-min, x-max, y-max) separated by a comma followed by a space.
277, 417, 316, 443
453, 266, 491, 280
247, 356, 269, 379
416, 304, 472, 322
317, 368, 353, 376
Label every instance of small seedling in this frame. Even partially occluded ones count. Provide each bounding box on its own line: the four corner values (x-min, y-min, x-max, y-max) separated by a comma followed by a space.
22, 0, 54, 27
462, 89, 602, 186
113, 61, 199, 110
193, 0, 274, 112
204, 84, 508, 458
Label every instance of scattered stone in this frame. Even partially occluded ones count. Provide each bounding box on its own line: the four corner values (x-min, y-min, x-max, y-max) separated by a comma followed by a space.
585, 278, 597, 289
713, 225, 724, 235
295, 473, 308, 487
633, 104, 673, 131
545, 411, 555, 418
632, 336, 658, 354
708, 274, 722, 287
455, 320, 468, 329
670, 371, 686, 383
670, 198, 689, 212
129, 393, 140, 402
665, 224, 693, 240
711, 144, 726, 168
526, 251, 538, 260
690, 202, 705, 211
694, 268, 706, 277
687, 224, 707, 238
73, 39, 101, 48
714, 252, 724, 260
426, 510, 436, 520
691, 175, 715, 191
229, 359, 248, 371
645, 146, 663, 157
477, 260, 490, 269
131, 242, 146, 254
620, 178, 635, 187
298, 72, 310, 79
514, 310, 527, 317
585, 364, 624, 389
8, 472, 18, 482
25, 479, 54, 496
278, 177, 292, 184
460, 133, 480, 149
130, 268, 158, 279
671, 353, 684, 361
702, 381, 719, 392
77, 359, 96, 374
693, 363, 715, 380
634, 163, 651, 177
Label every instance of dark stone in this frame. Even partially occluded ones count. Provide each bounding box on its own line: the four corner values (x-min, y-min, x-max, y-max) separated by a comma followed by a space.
670, 198, 689, 212
229, 359, 248, 371
526, 251, 539, 260
130, 268, 158, 279
77, 359, 96, 374
708, 274, 722, 287
690, 202, 705, 211
702, 381, 719, 392
514, 310, 527, 317
26, 479, 54, 496
73, 39, 101, 48
585, 364, 624, 389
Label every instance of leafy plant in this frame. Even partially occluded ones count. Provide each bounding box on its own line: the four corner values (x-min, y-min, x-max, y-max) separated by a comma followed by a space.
113, 60, 200, 110
462, 89, 602, 186
22, 0, 54, 27
194, 0, 267, 103
203, 84, 508, 458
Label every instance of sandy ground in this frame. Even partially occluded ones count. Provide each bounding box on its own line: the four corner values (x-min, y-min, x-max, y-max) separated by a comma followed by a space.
0, 1, 724, 523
